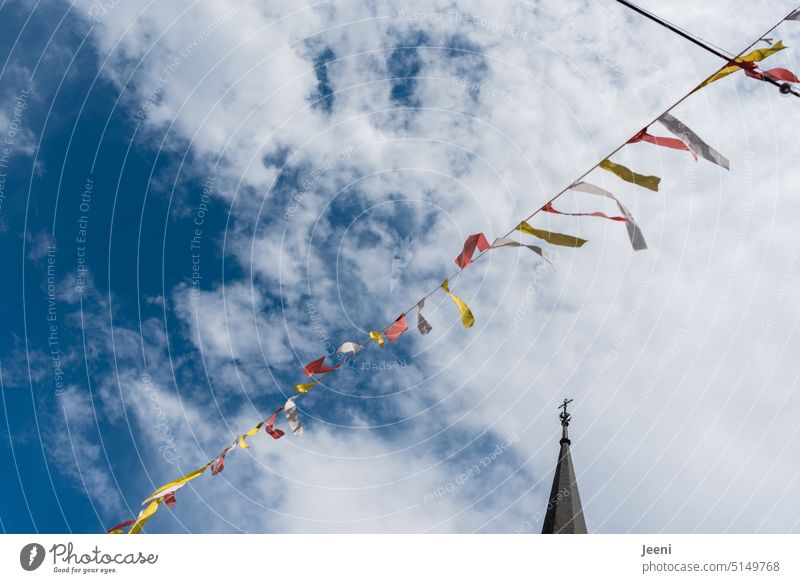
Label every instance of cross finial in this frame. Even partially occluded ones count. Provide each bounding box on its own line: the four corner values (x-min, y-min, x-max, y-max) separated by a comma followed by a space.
558, 398, 573, 427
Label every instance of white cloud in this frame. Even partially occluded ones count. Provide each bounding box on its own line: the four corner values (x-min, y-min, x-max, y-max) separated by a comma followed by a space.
66, 0, 800, 532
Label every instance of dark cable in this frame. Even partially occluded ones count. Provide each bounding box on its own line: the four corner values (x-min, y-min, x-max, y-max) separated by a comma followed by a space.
614, 0, 800, 98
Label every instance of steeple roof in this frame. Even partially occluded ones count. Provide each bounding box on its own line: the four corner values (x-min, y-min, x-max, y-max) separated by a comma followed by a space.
541, 399, 587, 534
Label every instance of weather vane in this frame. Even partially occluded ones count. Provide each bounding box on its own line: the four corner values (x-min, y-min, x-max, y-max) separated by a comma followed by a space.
558, 398, 573, 427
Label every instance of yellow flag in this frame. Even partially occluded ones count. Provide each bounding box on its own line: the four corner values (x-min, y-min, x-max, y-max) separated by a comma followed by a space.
369, 331, 385, 347
599, 159, 660, 192
516, 221, 588, 248
145, 464, 209, 502
238, 421, 265, 449
295, 377, 322, 394
698, 40, 786, 88
441, 278, 474, 328
129, 499, 161, 534
741, 40, 786, 63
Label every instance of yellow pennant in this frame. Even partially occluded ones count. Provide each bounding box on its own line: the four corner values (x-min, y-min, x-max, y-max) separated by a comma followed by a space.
369, 330, 385, 347
441, 278, 474, 328
128, 499, 161, 535
516, 221, 588, 247
599, 159, 660, 192
295, 377, 322, 394
144, 464, 209, 502
698, 40, 786, 89
238, 421, 265, 449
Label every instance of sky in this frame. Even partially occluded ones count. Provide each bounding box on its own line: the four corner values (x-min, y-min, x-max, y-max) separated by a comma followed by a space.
1, 0, 800, 534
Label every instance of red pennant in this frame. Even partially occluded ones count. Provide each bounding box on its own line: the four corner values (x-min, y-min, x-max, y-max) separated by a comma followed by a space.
210, 456, 225, 476
761, 67, 800, 83
384, 314, 409, 342
303, 356, 340, 377
163, 491, 177, 507
264, 407, 285, 439
542, 201, 627, 222
628, 128, 696, 159
455, 233, 490, 269
210, 446, 232, 476
105, 519, 134, 534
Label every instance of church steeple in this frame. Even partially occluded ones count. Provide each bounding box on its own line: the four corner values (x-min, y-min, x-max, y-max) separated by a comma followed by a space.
541, 398, 587, 534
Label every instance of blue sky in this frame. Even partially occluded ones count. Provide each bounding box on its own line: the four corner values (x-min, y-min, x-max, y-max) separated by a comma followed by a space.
2, 0, 800, 534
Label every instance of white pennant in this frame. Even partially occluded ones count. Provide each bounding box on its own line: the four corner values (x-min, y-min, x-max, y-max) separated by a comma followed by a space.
570, 182, 647, 251
416, 298, 433, 335
491, 237, 552, 265
284, 396, 304, 437
336, 342, 363, 356
658, 113, 730, 170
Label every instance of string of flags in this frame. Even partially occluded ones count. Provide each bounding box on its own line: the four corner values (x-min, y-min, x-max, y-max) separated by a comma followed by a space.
107, 27, 799, 534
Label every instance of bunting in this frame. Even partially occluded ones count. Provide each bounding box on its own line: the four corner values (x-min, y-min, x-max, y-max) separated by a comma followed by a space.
336, 342, 364, 356
210, 445, 234, 476
416, 299, 433, 335
627, 128, 696, 159
745, 66, 800, 84
569, 182, 648, 251
599, 159, 661, 192
107, 24, 791, 535
264, 407, 285, 439
239, 422, 265, 449
698, 40, 786, 88
491, 237, 551, 265
516, 220, 588, 248
658, 113, 730, 170
129, 499, 161, 535
303, 356, 340, 377
369, 331, 385, 347
788, 9, 800, 20
106, 519, 134, 535
295, 377, 323, 394
455, 233, 490, 269
385, 314, 409, 342
144, 465, 209, 502
441, 278, 474, 328
284, 396, 304, 437
542, 201, 627, 222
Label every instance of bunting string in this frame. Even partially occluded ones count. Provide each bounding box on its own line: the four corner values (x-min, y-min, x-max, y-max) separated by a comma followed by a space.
107, 7, 797, 533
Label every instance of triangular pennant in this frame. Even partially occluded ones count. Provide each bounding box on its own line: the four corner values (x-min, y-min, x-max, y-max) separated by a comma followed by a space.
129, 499, 161, 534
264, 406, 285, 439
106, 519, 135, 534
238, 421, 265, 449
336, 342, 363, 356
369, 330, 385, 347
284, 396, 304, 437
302, 356, 340, 377
697, 40, 786, 88
441, 278, 474, 328
143, 464, 209, 503
455, 233, 491, 269
491, 237, 552, 265
627, 128, 696, 159
599, 159, 660, 192
516, 220, 588, 248
295, 376, 324, 394
569, 182, 647, 251
416, 299, 433, 335
385, 314, 409, 342
658, 112, 730, 170
542, 201, 627, 222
